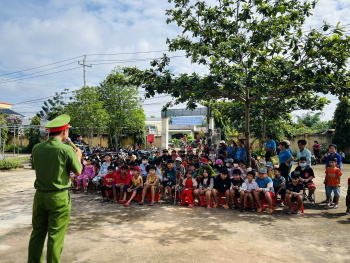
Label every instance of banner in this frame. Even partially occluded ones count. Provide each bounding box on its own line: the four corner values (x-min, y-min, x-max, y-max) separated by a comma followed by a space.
172, 117, 202, 125
147, 134, 155, 143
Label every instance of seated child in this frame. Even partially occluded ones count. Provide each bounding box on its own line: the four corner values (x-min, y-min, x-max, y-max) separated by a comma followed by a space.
161, 163, 167, 175
212, 168, 231, 209
101, 166, 117, 202
295, 156, 316, 202
273, 168, 286, 207
75, 158, 95, 192
324, 157, 342, 209
265, 162, 275, 179
258, 155, 266, 168
124, 166, 143, 206
115, 165, 131, 204
179, 170, 197, 208
240, 171, 258, 212
194, 167, 214, 209
229, 169, 245, 209
286, 171, 304, 214
346, 178, 350, 215
230, 159, 244, 179
160, 159, 177, 200
254, 168, 275, 214
187, 163, 198, 179
140, 165, 159, 206
93, 154, 112, 186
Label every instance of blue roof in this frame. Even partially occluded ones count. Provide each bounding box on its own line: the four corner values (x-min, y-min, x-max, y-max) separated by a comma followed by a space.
0, 109, 25, 117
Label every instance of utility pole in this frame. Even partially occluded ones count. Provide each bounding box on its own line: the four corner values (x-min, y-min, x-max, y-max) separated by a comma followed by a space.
78, 55, 92, 87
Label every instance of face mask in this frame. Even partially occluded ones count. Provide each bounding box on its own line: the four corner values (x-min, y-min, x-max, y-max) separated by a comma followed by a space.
226, 163, 230, 167
299, 163, 307, 167
201, 163, 204, 167
234, 164, 238, 168
142, 161, 147, 165
230, 144, 233, 147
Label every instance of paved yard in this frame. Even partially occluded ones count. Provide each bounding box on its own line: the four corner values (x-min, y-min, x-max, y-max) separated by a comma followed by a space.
0, 164, 349, 263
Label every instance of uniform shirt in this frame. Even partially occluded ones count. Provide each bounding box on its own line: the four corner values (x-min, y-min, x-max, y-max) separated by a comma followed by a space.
163, 167, 177, 184
326, 153, 342, 170
230, 178, 245, 190
273, 176, 286, 189
104, 173, 117, 186
255, 176, 274, 193
278, 149, 292, 164
214, 176, 231, 192
131, 176, 143, 188
295, 166, 315, 182
325, 167, 342, 187
297, 148, 312, 166
241, 179, 258, 191
266, 140, 276, 150
146, 174, 159, 186
286, 181, 303, 193
116, 174, 131, 187
74, 140, 85, 151
32, 137, 81, 191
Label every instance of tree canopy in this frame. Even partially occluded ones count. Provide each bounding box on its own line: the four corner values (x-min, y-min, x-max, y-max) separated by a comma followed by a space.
119, 0, 350, 164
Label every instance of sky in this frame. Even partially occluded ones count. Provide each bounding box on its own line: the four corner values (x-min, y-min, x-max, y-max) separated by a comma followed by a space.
0, 0, 349, 122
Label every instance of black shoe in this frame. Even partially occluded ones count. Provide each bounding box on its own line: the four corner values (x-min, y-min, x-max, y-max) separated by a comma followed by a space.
308, 196, 314, 202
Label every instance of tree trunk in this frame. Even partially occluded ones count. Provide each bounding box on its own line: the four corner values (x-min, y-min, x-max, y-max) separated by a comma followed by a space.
115, 127, 119, 150
245, 100, 251, 167
261, 118, 266, 150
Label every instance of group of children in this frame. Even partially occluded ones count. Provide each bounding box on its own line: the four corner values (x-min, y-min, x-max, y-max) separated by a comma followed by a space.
71, 148, 349, 215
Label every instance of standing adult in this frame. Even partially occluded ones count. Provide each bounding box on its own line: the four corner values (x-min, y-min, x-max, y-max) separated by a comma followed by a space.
74, 134, 85, 152
226, 140, 235, 158
28, 114, 82, 263
278, 141, 294, 183
264, 134, 276, 161
233, 139, 247, 164
296, 139, 312, 166
313, 141, 320, 159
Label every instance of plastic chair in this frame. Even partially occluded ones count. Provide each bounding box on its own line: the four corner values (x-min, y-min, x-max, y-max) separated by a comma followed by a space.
218, 193, 228, 206
256, 198, 275, 211
292, 202, 305, 213
147, 192, 160, 203
200, 195, 213, 207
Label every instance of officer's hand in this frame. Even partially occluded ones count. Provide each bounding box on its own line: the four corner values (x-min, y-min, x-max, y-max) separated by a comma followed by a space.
75, 147, 82, 159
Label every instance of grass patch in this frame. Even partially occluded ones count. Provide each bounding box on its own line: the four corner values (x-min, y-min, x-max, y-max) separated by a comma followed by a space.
0, 158, 24, 170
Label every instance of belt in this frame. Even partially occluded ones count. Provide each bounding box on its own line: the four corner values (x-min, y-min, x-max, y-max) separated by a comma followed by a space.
36, 188, 69, 192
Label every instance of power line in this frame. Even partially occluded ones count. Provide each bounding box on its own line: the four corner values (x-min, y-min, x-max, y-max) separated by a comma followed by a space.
85, 50, 169, 56
0, 56, 83, 77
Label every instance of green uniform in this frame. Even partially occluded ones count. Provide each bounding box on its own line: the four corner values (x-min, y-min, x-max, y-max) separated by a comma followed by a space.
28, 115, 81, 263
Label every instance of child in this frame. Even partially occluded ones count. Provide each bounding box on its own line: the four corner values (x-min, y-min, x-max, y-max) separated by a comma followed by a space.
258, 155, 266, 168
101, 166, 117, 202
140, 165, 159, 206
160, 159, 177, 200
194, 167, 214, 209
75, 158, 95, 192
240, 171, 258, 212
273, 168, 286, 207
93, 154, 112, 186
179, 170, 197, 208
324, 157, 342, 209
140, 156, 148, 177
209, 149, 217, 163
254, 168, 275, 214
115, 165, 131, 204
229, 169, 245, 209
265, 162, 275, 179
124, 166, 143, 206
346, 178, 350, 215
230, 159, 244, 179
187, 163, 198, 179
285, 171, 304, 214
226, 159, 233, 172
295, 156, 316, 202
239, 160, 248, 179
175, 157, 186, 177
212, 168, 231, 209
161, 163, 167, 175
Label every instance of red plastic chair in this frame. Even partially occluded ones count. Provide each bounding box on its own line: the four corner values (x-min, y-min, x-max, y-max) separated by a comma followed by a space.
147, 192, 160, 203
200, 195, 213, 207
274, 194, 286, 204
256, 198, 275, 211
292, 202, 305, 213
218, 192, 228, 206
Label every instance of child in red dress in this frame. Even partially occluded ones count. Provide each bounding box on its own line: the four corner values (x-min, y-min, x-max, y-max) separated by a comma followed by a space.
178, 170, 197, 208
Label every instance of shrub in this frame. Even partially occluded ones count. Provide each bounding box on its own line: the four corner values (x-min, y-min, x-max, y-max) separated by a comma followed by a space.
0, 158, 24, 170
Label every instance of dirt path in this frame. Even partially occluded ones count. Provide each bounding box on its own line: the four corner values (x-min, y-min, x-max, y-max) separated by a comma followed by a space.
1, 165, 350, 263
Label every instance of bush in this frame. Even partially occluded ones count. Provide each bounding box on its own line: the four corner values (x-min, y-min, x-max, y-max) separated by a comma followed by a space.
0, 158, 24, 170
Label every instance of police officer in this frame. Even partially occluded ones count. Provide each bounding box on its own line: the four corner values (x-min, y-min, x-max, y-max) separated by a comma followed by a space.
28, 114, 82, 263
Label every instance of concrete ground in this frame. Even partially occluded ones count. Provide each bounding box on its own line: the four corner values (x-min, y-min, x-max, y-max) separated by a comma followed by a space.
1, 163, 350, 263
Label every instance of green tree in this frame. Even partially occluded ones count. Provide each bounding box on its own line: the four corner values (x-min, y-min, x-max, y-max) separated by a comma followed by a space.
27, 115, 41, 153
332, 97, 350, 152
297, 112, 323, 127
98, 68, 146, 149
37, 89, 69, 120
65, 86, 108, 149
120, 0, 350, 164
0, 114, 9, 146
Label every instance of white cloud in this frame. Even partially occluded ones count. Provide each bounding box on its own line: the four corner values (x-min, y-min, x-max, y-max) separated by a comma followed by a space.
0, 0, 349, 120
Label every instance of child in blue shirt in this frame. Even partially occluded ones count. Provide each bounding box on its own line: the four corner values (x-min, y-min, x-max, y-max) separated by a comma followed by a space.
273, 168, 286, 207
254, 168, 275, 214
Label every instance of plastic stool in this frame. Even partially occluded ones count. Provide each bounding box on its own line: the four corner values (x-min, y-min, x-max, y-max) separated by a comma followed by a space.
200, 195, 213, 207
292, 202, 305, 213
147, 192, 160, 203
